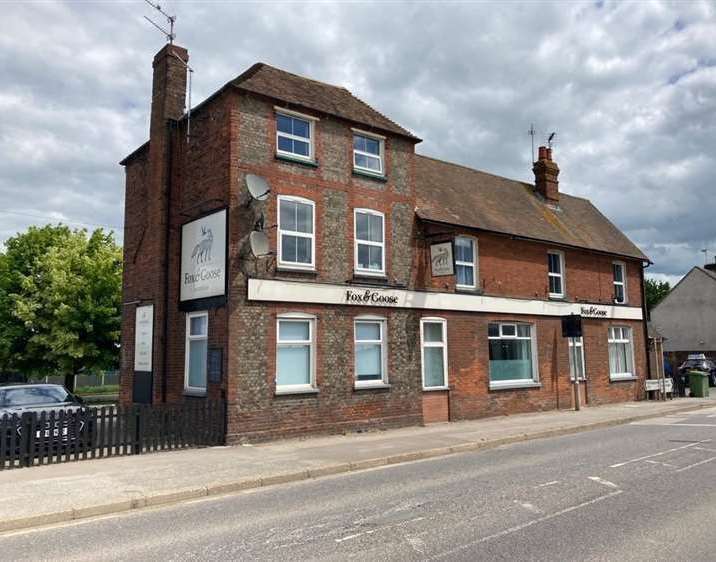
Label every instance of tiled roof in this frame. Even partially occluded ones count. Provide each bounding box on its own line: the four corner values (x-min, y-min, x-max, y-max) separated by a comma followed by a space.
415, 155, 649, 261
230, 63, 420, 141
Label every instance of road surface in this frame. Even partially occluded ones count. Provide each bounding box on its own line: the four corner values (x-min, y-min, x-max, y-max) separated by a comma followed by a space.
2, 406, 716, 561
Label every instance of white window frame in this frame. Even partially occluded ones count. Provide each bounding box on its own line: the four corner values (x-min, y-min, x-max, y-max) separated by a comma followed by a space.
275, 313, 316, 394
548, 250, 566, 299
184, 311, 208, 394
354, 315, 388, 388
275, 109, 316, 162
352, 129, 385, 175
277, 195, 316, 271
608, 326, 636, 380
421, 317, 449, 390
487, 322, 540, 389
455, 236, 478, 290
568, 336, 586, 381
613, 261, 627, 304
354, 208, 386, 276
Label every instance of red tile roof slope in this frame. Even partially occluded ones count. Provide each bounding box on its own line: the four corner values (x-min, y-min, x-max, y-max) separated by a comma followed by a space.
415, 154, 648, 261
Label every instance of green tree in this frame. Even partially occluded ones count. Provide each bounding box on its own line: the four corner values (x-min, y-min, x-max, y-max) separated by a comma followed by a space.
645, 277, 671, 312
0, 225, 122, 390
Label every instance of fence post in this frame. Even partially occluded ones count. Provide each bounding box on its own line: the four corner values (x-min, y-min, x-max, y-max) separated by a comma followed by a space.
133, 406, 142, 455
21, 413, 33, 468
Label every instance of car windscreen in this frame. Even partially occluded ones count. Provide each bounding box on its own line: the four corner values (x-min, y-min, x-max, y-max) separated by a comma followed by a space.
0, 387, 72, 408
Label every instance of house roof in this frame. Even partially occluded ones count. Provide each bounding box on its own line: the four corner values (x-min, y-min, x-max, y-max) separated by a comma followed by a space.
415, 155, 649, 261
120, 62, 420, 165
230, 63, 420, 141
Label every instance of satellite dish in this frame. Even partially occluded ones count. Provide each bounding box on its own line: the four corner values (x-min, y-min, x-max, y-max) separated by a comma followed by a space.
246, 174, 270, 201
249, 231, 270, 257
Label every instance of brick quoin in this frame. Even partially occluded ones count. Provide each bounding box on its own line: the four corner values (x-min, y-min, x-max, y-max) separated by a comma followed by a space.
120, 44, 650, 442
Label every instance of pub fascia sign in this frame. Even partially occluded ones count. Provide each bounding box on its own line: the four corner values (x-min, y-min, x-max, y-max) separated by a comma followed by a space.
180, 209, 227, 302
345, 289, 399, 306
580, 305, 608, 318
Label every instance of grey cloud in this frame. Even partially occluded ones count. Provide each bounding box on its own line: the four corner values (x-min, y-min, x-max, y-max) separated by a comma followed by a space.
1, 0, 714, 281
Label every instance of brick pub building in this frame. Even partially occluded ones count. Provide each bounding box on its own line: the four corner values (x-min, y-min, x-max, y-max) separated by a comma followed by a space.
120, 44, 650, 442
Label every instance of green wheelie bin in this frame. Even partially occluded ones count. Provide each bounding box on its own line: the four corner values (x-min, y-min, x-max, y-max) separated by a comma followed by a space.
688, 370, 710, 398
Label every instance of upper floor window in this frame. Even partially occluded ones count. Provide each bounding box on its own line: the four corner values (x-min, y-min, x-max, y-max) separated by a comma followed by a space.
455, 236, 477, 290
278, 196, 315, 270
608, 326, 634, 379
353, 131, 384, 175
548, 250, 565, 298
613, 262, 627, 304
354, 317, 388, 387
276, 111, 314, 161
354, 209, 385, 276
276, 314, 316, 393
184, 311, 208, 394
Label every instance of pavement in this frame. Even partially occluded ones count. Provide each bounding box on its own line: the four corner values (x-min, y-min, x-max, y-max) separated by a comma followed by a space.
0, 396, 713, 534
3, 402, 716, 560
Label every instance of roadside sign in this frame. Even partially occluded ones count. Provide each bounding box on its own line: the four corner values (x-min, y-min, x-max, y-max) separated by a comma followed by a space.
561, 314, 582, 338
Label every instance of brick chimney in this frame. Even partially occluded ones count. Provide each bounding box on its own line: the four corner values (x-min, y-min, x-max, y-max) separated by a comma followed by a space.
146, 43, 188, 403
533, 145, 560, 204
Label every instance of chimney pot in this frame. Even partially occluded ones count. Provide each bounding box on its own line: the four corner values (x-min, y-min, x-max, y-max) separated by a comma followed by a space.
533, 146, 560, 203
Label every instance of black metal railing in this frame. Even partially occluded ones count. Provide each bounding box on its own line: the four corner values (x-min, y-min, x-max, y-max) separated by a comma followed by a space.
0, 401, 225, 470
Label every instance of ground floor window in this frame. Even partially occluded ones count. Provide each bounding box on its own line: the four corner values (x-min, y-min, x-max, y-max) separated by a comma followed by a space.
184, 311, 208, 393
355, 317, 387, 386
276, 315, 315, 392
488, 322, 538, 387
568, 337, 586, 381
421, 318, 448, 389
608, 326, 634, 379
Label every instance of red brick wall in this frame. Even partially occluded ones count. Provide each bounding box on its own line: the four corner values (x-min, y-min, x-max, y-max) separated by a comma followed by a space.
417, 225, 643, 307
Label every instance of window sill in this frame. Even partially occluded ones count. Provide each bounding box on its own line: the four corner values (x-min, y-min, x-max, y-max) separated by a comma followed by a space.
352, 169, 387, 182
455, 286, 481, 294
354, 382, 391, 391
183, 389, 207, 398
352, 273, 389, 283
275, 153, 319, 168
275, 387, 319, 396
277, 264, 316, 273
277, 266, 318, 275
548, 295, 566, 301
489, 381, 542, 391
423, 386, 449, 392
610, 376, 638, 382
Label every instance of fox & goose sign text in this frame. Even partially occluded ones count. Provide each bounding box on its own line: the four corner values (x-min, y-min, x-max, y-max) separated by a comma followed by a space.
180, 209, 227, 302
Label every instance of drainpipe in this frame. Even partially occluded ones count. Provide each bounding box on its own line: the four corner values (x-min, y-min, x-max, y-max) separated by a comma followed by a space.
640, 262, 652, 392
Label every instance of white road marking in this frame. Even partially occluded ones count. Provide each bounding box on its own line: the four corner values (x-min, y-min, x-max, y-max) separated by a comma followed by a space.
609, 439, 711, 468
514, 501, 542, 514
588, 476, 620, 489
675, 456, 716, 473
645, 460, 676, 467
534, 480, 560, 488
428, 491, 623, 560
335, 516, 425, 543
694, 446, 716, 453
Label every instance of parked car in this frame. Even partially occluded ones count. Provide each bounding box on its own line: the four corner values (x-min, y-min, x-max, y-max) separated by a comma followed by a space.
678, 354, 716, 387
0, 384, 92, 453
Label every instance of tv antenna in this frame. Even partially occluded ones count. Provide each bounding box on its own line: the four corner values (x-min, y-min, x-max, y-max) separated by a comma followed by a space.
528, 123, 536, 163
701, 248, 709, 265
144, 0, 176, 44
547, 131, 556, 149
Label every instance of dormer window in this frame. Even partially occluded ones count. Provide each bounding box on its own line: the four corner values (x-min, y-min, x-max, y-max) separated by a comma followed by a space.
276, 110, 316, 162
353, 130, 384, 175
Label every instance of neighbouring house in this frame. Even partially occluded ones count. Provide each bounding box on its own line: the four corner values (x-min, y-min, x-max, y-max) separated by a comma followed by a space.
119, 43, 650, 442
651, 263, 716, 368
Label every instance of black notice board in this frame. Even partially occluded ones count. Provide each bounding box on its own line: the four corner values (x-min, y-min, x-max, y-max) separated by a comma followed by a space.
132, 371, 153, 404
561, 314, 583, 338
208, 348, 223, 384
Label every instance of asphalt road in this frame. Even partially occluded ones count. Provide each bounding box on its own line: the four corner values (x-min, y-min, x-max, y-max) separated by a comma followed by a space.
2, 406, 716, 561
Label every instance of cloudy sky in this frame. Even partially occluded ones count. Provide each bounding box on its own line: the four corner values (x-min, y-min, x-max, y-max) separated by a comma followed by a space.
1, 0, 714, 283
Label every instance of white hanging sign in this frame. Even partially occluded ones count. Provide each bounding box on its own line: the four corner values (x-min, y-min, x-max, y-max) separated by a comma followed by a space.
134, 304, 154, 372
180, 209, 227, 302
